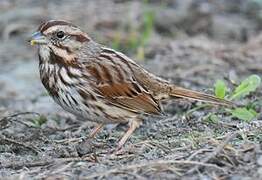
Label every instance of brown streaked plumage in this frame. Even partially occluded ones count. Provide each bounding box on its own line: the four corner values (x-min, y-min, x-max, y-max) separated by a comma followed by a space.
30, 20, 233, 150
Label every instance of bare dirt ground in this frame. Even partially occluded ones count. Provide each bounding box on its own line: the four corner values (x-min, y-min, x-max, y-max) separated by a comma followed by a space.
0, 0, 261, 179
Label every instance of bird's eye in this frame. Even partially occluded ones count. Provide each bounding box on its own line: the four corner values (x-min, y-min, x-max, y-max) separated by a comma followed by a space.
56, 31, 65, 39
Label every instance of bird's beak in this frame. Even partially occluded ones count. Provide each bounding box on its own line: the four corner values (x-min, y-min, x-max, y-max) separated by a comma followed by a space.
29, 31, 47, 46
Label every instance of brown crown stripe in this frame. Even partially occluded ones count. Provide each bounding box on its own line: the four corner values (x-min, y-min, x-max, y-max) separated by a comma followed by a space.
39, 20, 76, 33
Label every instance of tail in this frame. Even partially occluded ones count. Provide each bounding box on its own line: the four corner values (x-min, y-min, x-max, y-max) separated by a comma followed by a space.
170, 86, 233, 106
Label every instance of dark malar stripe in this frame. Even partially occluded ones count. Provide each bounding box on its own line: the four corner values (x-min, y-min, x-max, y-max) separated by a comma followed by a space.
49, 50, 79, 68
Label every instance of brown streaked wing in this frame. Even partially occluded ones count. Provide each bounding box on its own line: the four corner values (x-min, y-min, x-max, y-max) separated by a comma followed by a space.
84, 50, 162, 115
98, 83, 162, 114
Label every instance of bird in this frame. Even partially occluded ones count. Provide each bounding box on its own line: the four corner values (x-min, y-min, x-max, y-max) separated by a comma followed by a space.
29, 20, 232, 149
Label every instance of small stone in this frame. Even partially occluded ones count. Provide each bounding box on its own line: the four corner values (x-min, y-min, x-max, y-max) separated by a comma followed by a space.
258, 167, 262, 178
257, 155, 262, 166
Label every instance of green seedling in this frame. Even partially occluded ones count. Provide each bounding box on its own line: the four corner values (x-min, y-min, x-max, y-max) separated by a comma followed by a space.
230, 107, 258, 122
230, 74, 261, 100
214, 80, 227, 99
204, 113, 219, 124
110, 2, 155, 61
31, 115, 47, 128
140, 9, 154, 47
213, 74, 261, 122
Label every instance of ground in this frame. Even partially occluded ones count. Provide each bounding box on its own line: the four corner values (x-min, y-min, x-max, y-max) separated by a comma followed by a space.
0, 0, 262, 179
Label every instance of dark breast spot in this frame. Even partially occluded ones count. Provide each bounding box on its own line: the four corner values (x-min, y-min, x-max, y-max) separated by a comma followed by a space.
78, 89, 97, 101
71, 96, 78, 105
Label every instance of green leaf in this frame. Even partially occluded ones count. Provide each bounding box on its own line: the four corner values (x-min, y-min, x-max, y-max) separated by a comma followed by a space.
230, 75, 261, 100
31, 115, 47, 128
207, 114, 219, 123
230, 107, 258, 122
141, 10, 154, 46
214, 80, 227, 99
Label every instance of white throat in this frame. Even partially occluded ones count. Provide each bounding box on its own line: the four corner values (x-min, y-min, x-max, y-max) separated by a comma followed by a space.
38, 45, 51, 62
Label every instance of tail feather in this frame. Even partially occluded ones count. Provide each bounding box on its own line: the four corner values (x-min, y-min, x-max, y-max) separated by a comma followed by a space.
170, 86, 233, 106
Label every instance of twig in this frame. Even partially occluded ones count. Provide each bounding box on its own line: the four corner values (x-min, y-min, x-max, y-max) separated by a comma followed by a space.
83, 160, 226, 179
187, 148, 212, 161
0, 112, 41, 121
0, 157, 91, 169
0, 160, 52, 169
0, 134, 41, 154
53, 137, 84, 144
129, 140, 172, 153
0, 111, 41, 128
148, 141, 172, 153
186, 131, 239, 174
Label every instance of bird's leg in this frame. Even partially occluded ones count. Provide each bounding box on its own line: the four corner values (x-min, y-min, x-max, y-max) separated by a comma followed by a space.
116, 118, 142, 150
89, 123, 104, 138
54, 123, 104, 144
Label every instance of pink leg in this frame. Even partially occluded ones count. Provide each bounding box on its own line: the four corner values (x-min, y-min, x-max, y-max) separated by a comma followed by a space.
117, 119, 142, 150
89, 123, 104, 138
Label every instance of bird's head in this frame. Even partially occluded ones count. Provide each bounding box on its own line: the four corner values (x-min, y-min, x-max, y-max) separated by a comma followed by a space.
30, 20, 91, 65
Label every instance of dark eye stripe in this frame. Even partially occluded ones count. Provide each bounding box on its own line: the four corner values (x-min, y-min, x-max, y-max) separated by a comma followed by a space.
71, 34, 90, 42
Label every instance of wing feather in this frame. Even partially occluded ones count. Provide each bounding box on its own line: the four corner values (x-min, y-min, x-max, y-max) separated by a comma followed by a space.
85, 48, 162, 115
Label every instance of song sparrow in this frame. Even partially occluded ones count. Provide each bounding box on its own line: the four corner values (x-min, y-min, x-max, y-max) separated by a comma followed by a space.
30, 20, 232, 149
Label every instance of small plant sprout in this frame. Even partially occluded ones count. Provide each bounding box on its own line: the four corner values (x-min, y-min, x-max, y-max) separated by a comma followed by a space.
214, 80, 227, 99
31, 115, 47, 128
230, 107, 258, 122
213, 74, 261, 122
230, 74, 261, 100
110, 1, 155, 61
